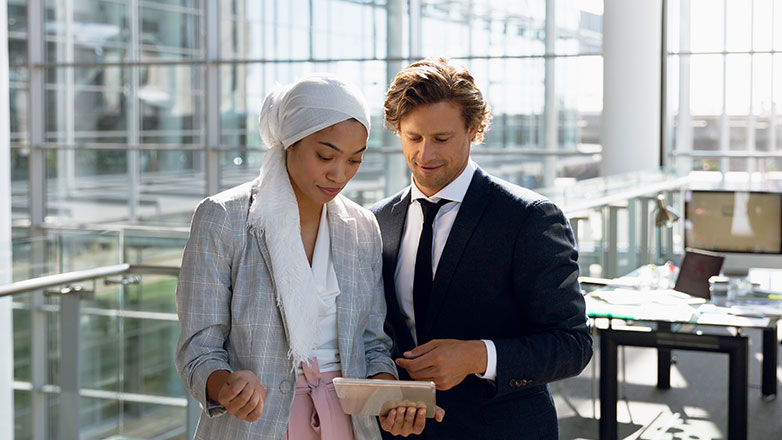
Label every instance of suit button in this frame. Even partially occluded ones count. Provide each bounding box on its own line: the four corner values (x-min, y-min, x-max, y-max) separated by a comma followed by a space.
509, 379, 519, 387
280, 379, 292, 394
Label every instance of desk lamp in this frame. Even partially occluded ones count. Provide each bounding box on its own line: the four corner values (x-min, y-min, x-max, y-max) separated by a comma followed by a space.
648, 193, 680, 265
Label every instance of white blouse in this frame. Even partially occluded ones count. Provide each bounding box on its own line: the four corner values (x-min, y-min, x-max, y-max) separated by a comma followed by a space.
306, 205, 342, 373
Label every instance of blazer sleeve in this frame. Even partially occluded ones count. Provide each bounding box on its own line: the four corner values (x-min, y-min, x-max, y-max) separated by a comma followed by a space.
493, 200, 592, 397
175, 198, 236, 417
361, 214, 399, 379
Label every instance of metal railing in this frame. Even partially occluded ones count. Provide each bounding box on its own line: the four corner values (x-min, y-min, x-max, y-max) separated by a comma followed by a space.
0, 264, 179, 297
3, 263, 196, 440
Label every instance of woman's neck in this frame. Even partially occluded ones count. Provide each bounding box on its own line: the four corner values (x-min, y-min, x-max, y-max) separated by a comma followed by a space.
292, 190, 323, 225
291, 187, 322, 266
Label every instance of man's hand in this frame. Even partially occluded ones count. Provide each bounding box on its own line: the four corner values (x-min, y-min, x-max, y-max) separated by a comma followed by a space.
379, 406, 445, 437
395, 339, 487, 391
206, 369, 266, 422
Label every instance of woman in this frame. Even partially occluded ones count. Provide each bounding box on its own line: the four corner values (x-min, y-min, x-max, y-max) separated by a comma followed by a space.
175, 74, 431, 439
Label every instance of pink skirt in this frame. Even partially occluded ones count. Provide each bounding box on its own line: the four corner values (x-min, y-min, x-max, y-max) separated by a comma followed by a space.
284, 359, 355, 440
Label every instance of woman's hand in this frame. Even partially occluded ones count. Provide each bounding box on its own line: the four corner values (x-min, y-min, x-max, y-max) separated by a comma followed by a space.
379, 406, 445, 437
207, 369, 266, 422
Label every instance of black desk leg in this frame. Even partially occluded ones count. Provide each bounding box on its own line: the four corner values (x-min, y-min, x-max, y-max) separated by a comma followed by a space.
762, 323, 778, 397
600, 331, 619, 440
728, 337, 748, 440
600, 329, 748, 440
657, 322, 672, 389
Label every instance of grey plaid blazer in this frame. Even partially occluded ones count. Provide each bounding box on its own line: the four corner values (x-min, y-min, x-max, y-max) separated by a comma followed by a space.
175, 180, 397, 439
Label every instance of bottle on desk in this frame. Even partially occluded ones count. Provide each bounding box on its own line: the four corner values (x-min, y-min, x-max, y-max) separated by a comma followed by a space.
709, 275, 730, 306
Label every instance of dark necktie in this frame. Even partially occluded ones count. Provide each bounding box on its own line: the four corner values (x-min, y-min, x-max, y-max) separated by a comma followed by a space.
413, 198, 450, 341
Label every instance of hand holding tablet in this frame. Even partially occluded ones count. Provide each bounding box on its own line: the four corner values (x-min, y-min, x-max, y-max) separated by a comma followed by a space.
333, 377, 444, 437
332, 377, 436, 417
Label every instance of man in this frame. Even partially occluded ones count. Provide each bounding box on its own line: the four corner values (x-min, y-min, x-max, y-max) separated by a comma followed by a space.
371, 57, 592, 439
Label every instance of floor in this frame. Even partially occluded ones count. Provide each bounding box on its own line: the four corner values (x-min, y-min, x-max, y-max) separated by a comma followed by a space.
553, 323, 782, 440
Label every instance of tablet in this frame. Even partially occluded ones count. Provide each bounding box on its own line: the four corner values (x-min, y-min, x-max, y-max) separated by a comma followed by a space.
332, 377, 436, 418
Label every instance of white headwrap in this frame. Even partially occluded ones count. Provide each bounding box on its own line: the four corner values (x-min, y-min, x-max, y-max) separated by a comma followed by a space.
248, 73, 370, 366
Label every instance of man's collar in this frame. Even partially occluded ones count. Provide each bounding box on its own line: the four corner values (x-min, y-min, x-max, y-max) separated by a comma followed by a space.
410, 159, 477, 203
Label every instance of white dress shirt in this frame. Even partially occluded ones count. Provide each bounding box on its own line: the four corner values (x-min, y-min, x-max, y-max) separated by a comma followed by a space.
393, 159, 497, 381
304, 204, 342, 374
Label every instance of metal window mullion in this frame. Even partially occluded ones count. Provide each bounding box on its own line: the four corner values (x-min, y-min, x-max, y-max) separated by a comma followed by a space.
660, 0, 669, 169
675, 0, 693, 174
543, 0, 557, 188
746, 0, 756, 174
27, 0, 45, 228
604, 205, 620, 278
58, 292, 81, 440
720, 0, 729, 174
128, 0, 141, 223
53, 4, 80, 436
409, 0, 422, 59
205, 0, 221, 196
383, 0, 407, 196
770, 0, 777, 155
26, 1, 49, 439
55, 0, 76, 215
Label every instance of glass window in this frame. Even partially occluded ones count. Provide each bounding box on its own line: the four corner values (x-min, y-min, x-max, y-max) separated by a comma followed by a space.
726, 0, 753, 52
10, 149, 29, 223
43, 148, 205, 225
10, 2, 611, 438
140, 4, 203, 60
668, 0, 782, 173
45, 0, 130, 63
689, 0, 725, 53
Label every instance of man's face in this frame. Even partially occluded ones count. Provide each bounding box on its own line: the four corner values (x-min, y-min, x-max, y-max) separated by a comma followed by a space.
398, 101, 477, 197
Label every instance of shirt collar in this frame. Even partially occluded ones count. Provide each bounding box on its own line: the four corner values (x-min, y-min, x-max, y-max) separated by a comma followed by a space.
410, 159, 476, 204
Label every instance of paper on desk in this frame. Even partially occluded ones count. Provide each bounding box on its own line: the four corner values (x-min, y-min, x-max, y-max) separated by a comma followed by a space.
643, 303, 698, 322
592, 288, 706, 306
696, 313, 770, 327
727, 303, 782, 318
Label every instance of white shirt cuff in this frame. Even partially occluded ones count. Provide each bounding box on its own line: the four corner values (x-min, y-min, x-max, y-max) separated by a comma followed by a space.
475, 339, 497, 381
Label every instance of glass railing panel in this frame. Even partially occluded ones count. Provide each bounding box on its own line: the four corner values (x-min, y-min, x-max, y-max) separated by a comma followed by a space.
122, 315, 183, 397
8, 262, 186, 439
106, 401, 186, 440
122, 228, 188, 268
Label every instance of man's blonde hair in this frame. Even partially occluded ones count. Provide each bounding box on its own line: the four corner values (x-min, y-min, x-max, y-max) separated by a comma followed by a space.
384, 57, 491, 143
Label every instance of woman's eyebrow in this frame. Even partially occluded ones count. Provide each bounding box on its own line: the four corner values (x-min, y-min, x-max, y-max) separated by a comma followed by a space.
319, 141, 366, 155
319, 141, 342, 152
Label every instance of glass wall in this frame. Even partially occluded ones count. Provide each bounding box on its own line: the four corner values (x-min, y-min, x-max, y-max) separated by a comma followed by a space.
8, 1, 605, 438
10, 0, 604, 229
666, 0, 782, 174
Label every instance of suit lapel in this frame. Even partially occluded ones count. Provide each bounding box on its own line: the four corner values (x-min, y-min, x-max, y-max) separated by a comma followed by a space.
379, 191, 410, 315
328, 198, 358, 366
422, 168, 492, 339
376, 190, 416, 353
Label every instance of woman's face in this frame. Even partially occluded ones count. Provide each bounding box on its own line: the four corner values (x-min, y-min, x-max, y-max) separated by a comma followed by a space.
286, 119, 368, 207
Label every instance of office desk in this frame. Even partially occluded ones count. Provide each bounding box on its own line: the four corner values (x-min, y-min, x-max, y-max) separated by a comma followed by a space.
586, 289, 780, 440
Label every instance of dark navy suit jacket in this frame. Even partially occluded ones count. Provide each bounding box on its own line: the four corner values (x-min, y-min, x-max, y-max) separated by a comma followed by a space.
371, 167, 592, 439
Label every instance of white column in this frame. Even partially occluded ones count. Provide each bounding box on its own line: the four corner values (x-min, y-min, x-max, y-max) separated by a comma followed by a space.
601, 0, 662, 176
0, 0, 15, 436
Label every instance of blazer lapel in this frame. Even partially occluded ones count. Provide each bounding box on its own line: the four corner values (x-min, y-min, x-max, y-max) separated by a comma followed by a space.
328, 198, 358, 367
422, 168, 492, 339
377, 191, 416, 352
381, 190, 411, 285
